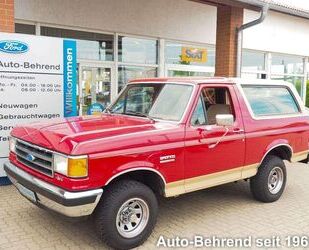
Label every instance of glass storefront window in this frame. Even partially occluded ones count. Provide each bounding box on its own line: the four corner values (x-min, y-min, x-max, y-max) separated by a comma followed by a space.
271, 75, 304, 95
15, 23, 36, 35
118, 36, 158, 64
168, 70, 213, 77
242, 50, 265, 71
118, 66, 157, 92
75, 40, 113, 61
271, 54, 304, 75
165, 42, 215, 67
41, 27, 114, 61
241, 72, 267, 79
305, 80, 309, 107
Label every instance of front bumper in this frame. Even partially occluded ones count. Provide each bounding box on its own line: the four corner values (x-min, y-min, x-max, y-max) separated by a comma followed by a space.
4, 162, 103, 217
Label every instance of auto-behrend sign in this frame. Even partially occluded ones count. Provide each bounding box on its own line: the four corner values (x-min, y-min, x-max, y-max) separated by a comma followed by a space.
0, 32, 77, 178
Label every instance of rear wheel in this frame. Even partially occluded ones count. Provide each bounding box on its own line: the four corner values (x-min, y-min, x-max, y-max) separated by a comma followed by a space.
250, 155, 287, 203
94, 180, 158, 249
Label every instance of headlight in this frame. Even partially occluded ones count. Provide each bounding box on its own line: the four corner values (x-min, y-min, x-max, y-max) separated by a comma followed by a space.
9, 137, 16, 153
53, 154, 68, 176
54, 154, 88, 178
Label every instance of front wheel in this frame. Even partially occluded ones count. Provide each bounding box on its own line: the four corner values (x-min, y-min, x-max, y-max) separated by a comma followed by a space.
94, 180, 158, 249
250, 155, 287, 203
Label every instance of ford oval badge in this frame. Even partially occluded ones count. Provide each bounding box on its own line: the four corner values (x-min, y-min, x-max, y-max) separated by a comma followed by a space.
0, 40, 29, 54
26, 154, 36, 162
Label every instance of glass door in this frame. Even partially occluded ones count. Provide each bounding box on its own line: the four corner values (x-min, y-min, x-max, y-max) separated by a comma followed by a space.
79, 65, 113, 115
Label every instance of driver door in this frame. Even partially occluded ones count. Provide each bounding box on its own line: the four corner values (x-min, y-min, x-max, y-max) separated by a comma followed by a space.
184, 84, 246, 193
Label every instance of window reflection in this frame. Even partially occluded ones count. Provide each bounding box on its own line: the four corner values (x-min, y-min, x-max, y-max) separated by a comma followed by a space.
165, 42, 215, 67
271, 75, 304, 95
118, 36, 158, 64
271, 54, 304, 75
243, 86, 299, 116
41, 27, 114, 61
80, 67, 111, 115
242, 50, 265, 71
118, 66, 157, 92
15, 23, 35, 35
168, 70, 213, 77
111, 83, 193, 121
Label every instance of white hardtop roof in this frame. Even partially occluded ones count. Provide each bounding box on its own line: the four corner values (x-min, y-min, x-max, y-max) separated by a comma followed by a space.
130, 77, 294, 87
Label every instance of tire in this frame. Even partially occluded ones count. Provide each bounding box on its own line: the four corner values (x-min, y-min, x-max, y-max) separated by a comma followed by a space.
250, 155, 287, 203
94, 179, 158, 249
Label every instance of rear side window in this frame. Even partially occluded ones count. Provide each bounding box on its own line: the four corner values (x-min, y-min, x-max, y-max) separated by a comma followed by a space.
242, 86, 300, 117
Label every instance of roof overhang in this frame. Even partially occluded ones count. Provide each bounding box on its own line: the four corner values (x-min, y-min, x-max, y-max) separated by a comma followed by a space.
191, 0, 309, 20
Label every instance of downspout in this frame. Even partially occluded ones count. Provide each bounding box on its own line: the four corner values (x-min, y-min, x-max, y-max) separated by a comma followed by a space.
236, 4, 269, 77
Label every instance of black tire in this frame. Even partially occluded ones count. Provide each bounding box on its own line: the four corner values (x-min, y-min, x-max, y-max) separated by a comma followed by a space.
94, 179, 158, 249
250, 155, 287, 203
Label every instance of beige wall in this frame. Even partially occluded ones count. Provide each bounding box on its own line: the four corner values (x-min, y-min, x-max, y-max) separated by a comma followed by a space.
243, 9, 309, 56
15, 0, 309, 56
14, 0, 217, 45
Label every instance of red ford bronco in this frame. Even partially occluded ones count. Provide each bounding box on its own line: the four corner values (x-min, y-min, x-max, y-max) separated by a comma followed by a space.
4, 77, 309, 249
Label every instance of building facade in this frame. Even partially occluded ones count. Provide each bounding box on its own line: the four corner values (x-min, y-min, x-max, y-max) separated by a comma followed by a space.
1, 0, 309, 114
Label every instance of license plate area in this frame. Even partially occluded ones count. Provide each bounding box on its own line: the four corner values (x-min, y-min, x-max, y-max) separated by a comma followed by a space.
16, 183, 37, 203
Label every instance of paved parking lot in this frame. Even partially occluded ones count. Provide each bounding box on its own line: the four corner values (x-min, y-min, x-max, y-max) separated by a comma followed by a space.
1, 162, 309, 250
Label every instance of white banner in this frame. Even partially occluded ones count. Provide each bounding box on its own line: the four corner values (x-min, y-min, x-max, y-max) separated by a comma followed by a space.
0, 33, 77, 177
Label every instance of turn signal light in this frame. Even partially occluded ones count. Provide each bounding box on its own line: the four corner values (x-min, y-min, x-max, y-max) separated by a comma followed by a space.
68, 158, 88, 178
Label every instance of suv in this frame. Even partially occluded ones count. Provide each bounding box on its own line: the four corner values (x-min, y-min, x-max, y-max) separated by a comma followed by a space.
4, 78, 309, 249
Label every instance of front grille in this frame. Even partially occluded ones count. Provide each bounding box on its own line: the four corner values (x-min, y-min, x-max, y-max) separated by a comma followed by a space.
15, 140, 54, 177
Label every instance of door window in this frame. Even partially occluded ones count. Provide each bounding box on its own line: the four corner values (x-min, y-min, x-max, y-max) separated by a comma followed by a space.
191, 97, 207, 126
191, 87, 234, 125
80, 67, 112, 115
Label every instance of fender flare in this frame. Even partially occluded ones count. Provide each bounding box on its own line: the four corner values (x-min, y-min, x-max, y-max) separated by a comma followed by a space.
259, 142, 293, 166
105, 167, 167, 186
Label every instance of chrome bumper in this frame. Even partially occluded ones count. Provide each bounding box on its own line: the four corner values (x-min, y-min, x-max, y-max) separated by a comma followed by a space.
4, 162, 103, 217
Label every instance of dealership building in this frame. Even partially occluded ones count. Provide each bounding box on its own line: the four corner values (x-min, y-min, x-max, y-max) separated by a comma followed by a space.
1, 0, 309, 113
1, 0, 309, 182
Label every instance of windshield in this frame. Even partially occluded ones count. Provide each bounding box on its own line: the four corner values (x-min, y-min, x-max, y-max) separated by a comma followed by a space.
109, 83, 193, 121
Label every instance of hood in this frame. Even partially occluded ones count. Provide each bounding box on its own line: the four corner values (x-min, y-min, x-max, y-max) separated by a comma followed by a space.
11, 114, 178, 155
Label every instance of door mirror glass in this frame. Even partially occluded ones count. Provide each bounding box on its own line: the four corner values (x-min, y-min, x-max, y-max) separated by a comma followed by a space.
216, 114, 234, 127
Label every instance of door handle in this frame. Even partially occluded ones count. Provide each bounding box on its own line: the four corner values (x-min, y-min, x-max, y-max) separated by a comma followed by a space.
197, 127, 210, 138
232, 128, 244, 134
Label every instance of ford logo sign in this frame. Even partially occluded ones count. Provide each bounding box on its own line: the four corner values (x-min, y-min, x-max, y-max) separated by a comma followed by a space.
26, 154, 36, 162
0, 40, 29, 54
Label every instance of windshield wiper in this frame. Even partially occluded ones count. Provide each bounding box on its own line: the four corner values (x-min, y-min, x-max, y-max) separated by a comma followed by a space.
124, 111, 155, 122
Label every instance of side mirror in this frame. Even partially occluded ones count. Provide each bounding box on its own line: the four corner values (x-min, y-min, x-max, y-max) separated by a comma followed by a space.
216, 114, 234, 127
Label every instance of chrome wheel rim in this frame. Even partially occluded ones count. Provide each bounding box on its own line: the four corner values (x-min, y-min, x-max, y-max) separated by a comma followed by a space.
268, 167, 284, 194
116, 198, 149, 238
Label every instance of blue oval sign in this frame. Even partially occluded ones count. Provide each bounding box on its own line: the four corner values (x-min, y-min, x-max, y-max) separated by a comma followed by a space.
0, 40, 29, 54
